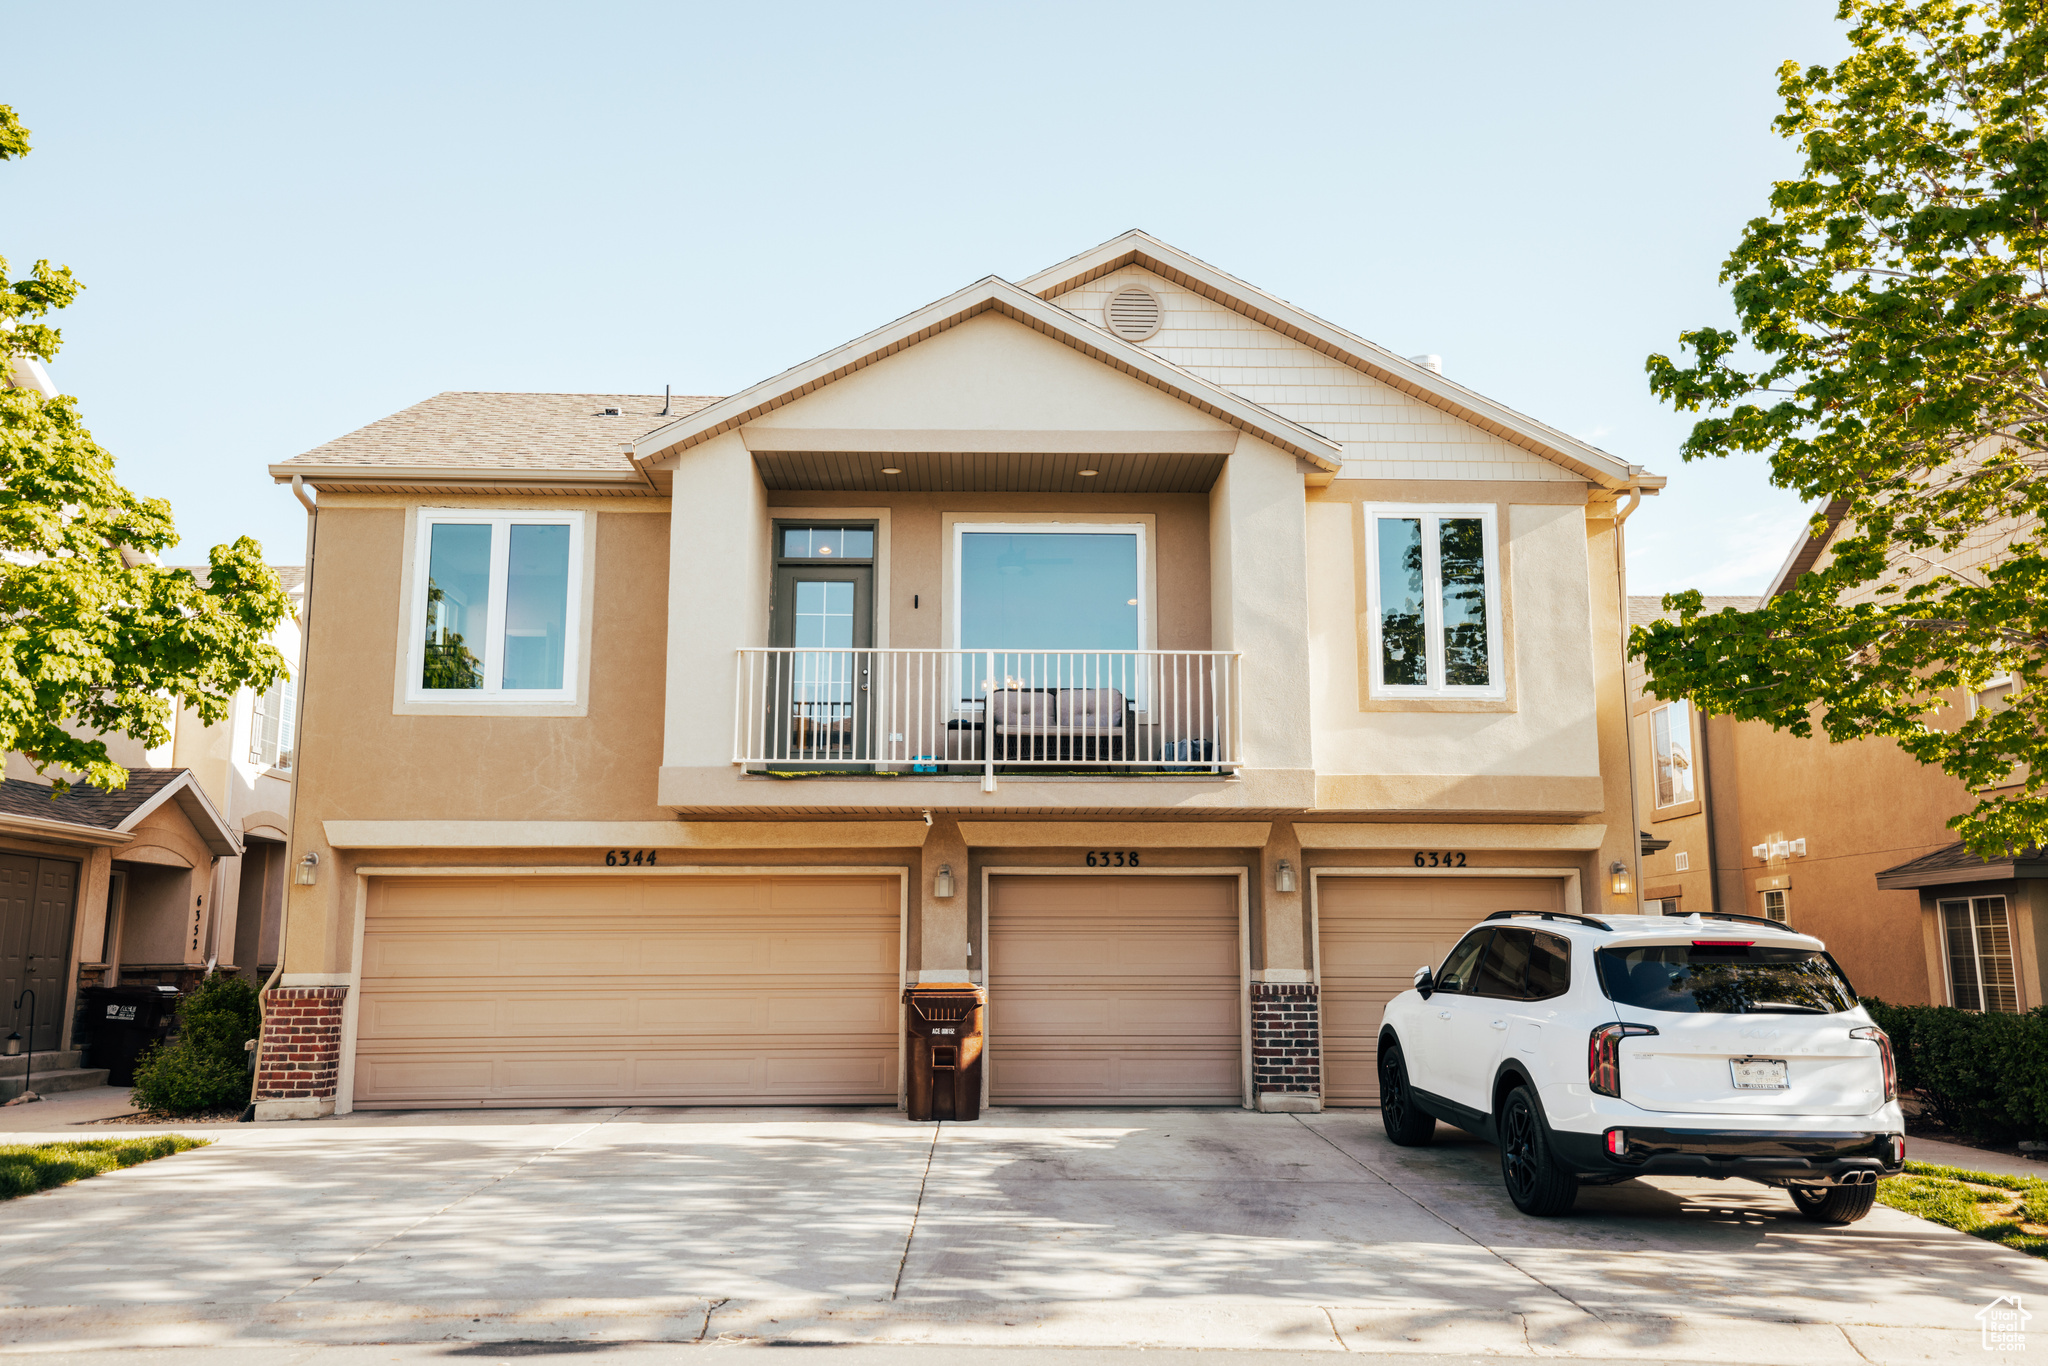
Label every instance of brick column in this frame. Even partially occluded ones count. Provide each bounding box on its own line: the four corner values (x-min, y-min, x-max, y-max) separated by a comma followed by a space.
1250, 981, 1320, 1112
253, 985, 348, 1120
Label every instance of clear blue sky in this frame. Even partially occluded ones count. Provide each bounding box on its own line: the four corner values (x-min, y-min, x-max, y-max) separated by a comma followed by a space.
6, 1, 1847, 594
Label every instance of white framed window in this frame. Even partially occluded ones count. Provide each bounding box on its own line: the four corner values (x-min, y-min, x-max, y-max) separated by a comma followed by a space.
407, 510, 585, 703
1967, 673, 2017, 718
951, 522, 1146, 652
249, 672, 296, 770
1761, 889, 1789, 923
1363, 506, 1504, 699
1651, 700, 1696, 807
1940, 895, 2018, 1012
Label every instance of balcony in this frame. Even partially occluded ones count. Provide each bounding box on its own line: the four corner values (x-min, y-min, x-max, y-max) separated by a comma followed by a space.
734, 649, 1243, 790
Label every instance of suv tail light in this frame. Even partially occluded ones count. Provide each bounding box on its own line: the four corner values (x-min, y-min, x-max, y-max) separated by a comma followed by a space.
1588, 1022, 1658, 1097
1851, 1025, 1896, 1101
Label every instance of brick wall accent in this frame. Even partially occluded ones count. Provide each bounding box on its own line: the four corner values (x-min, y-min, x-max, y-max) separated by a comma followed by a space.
254, 986, 348, 1102
1250, 981, 1319, 1096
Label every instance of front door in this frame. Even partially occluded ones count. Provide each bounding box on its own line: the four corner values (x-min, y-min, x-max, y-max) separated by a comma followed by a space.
0, 853, 79, 1052
768, 524, 876, 765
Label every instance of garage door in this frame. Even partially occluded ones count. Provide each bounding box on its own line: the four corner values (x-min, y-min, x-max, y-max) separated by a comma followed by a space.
354, 874, 899, 1107
988, 875, 1242, 1106
1318, 876, 1565, 1106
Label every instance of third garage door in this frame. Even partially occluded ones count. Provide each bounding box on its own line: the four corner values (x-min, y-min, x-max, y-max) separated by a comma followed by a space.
1318, 875, 1565, 1106
988, 874, 1242, 1106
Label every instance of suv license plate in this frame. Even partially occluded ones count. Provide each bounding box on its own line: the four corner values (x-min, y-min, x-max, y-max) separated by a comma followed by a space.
1731, 1057, 1789, 1089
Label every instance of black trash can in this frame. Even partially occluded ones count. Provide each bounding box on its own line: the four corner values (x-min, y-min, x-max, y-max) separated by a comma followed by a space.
77, 985, 182, 1086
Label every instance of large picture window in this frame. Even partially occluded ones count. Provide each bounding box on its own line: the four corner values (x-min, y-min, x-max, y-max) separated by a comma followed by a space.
1651, 701, 1696, 807
408, 511, 584, 702
953, 524, 1142, 652
1364, 506, 1503, 699
1940, 895, 2019, 1012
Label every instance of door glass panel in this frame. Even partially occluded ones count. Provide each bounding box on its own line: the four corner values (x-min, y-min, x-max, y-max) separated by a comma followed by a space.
1438, 516, 1489, 686
1377, 517, 1425, 685
794, 579, 855, 648
784, 527, 874, 559
422, 523, 491, 689
503, 523, 570, 690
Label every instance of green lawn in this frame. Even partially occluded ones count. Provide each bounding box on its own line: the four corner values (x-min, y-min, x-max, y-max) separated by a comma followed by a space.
1878, 1160, 2048, 1257
0, 1136, 211, 1200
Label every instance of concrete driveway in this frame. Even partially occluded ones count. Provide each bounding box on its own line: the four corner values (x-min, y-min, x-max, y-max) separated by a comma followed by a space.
2, 1106, 2043, 1362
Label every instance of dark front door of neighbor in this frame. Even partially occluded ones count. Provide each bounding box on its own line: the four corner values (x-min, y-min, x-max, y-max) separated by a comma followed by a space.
0, 853, 79, 1052
767, 525, 876, 765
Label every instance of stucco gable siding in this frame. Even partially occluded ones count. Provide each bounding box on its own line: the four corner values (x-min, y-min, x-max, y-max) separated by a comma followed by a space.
1052, 269, 1574, 483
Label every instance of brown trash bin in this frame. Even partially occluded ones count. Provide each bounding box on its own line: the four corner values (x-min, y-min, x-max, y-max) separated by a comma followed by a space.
903, 982, 984, 1122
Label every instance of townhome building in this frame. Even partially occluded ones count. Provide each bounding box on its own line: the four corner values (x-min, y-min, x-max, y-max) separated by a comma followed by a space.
1626, 505, 2043, 1014
254, 232, 1664, 1119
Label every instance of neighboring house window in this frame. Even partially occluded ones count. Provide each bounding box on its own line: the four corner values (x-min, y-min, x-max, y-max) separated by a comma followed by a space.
1761, 889, 1789, 923
1941, 895, 2019, 1013
409, 511, 584, 701
1651, 701, 1696, 807
1364, 507, 1503, 699
1967, 674, 2016, 718
249, 673, 295, 770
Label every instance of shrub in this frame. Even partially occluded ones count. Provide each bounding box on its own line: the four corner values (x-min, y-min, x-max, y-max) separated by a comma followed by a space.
1862, 998, 2048, 1143
129, 972, 262, 1115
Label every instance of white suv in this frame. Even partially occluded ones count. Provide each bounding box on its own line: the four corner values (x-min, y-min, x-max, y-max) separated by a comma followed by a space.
1378, 909, 1905, 1221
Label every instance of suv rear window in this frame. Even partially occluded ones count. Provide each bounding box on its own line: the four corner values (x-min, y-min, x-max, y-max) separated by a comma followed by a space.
1596, 942, 1856, 1015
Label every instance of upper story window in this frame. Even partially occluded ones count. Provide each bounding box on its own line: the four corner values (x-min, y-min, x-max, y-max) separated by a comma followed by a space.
408, 511, 585, 702
249, 673, 295, 771
1651, 700, 1696, 807
954, 523, 1143, 652
1364, 506, 1503, 699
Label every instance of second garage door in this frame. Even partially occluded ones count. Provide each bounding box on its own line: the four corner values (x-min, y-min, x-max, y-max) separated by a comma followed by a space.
354, 874, 899, 1108
1318, 875, 1566, 1106
988, 874, 1243, 1106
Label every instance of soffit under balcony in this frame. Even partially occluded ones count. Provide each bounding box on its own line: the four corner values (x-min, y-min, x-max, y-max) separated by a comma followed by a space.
743, 427, 1237, 493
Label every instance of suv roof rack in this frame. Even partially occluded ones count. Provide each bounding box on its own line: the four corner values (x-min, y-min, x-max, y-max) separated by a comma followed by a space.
1691, 911, 1798, 933
1483, 909, 1612, 932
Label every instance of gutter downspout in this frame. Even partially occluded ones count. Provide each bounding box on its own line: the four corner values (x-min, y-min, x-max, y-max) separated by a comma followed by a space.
1613, 484, 1645, 910
244, 475, 318, 1121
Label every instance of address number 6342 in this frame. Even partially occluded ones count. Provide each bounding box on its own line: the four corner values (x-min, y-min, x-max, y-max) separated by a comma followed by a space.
1413, 851, 1467, 868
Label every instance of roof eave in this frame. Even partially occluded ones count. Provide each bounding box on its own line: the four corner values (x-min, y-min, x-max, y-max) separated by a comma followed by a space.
268, 463, 650, 492
0, 811, 134, 848
630, 277, 1345, 473
1021, 230, 1651, 490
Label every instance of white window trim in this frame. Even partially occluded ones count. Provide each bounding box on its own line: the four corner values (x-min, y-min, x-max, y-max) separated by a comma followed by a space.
404, 509, 587, 705
949, 521, 1151, 654
1362, 504, 1506, 701
1939, 894, 2016, 1012
1651, 699, 1697, 809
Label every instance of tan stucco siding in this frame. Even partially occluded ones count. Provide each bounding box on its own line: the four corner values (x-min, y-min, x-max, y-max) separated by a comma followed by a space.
1211, 435, 1314, 773
1305, 487, 1601, 786
1052, 269, 1575, 484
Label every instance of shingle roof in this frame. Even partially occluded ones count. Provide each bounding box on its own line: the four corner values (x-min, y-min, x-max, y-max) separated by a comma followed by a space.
169, 565, 304, 592
1628, 595, 1762, 628
276, 392, 722, 474
1875, 842, 2048, 890
0, 769, 183, 831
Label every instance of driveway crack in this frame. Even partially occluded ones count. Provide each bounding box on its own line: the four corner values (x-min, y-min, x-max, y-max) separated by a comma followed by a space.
1291, 1114, 1605, 1323
889, 1121, 942, 1302
271, 1109, 625, 1303
1321, 1304, 1353, 1351
697, 1296, 730, 1341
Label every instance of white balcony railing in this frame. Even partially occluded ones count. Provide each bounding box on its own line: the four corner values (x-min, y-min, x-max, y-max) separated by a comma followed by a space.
734, 648, 1242, 790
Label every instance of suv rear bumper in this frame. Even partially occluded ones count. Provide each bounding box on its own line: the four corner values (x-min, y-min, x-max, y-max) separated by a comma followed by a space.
1550, 1126, 1905, 1185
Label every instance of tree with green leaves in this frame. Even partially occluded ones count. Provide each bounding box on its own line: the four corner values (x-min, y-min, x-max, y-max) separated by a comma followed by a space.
1, 104, 291, 793
1638, 0, 2048, 858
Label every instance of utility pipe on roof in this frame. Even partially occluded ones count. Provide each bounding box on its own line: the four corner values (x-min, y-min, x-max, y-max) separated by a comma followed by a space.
244, 476, 319, 1120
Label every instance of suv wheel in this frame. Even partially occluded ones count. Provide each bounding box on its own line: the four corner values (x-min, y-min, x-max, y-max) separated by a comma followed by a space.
1499, 1085, 1578, 1216
1378, 1040, 1435, 1146
1789, 1182, 1877, 1224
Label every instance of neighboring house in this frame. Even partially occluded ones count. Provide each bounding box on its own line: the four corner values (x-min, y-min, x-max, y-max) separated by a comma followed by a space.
0, 354, 306, 1086
256, 230, 1664, 1120
1626, 502, 2042, 1012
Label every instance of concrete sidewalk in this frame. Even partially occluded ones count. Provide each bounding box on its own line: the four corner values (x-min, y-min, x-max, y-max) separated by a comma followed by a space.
0, 1107, 2041, 1362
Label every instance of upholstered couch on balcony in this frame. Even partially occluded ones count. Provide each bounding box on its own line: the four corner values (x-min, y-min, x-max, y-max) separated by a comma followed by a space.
989, 687, 1128, 761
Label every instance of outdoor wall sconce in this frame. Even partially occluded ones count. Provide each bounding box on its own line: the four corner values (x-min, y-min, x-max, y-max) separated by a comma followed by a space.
1610, 861, 1631, 897
295, 851, 321, 887
1274, 859, 1297, 894
933, 864, 955, 899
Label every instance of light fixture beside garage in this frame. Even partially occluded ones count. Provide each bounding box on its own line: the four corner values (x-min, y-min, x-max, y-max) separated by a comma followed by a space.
295, 851, 321, 886
1273, 859, 1297, 894
933, 864, 956, 898
1609, 861, 1631, 896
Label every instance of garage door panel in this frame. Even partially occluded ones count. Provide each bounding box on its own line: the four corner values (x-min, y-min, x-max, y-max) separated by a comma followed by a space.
990, 876, 1242, 1106
1317, 876, 1565, 1106
354, 875, 900, 1108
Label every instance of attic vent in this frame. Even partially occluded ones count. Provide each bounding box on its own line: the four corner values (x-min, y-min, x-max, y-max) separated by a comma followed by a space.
598, 406, 621, 416
1104, 285, 1163, 342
